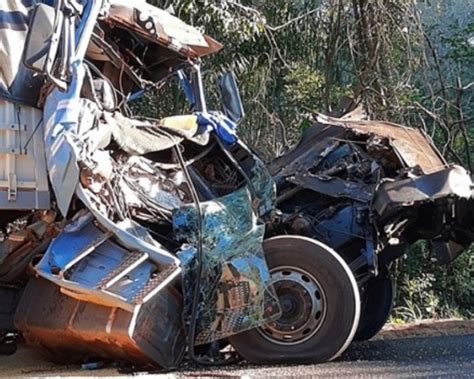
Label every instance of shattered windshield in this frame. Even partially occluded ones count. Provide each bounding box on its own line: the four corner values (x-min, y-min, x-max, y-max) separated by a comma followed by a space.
175, 163, 280, 344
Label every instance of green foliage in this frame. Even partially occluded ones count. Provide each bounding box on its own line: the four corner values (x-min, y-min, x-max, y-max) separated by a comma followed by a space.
443, 21, 474, 64
283, 63, 325, 111
392, 242, 473, 321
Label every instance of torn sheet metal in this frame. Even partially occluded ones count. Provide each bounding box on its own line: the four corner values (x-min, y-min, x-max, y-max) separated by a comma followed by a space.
270, 110, 474, 281
1, 0, 279, 368
87, 0, 223, 89
270, 126, 343, 182
315, 113, 446, 174
43, 62, 86, 217
271, 115, 446, 183
43, 64, 181, 264
277, 137, 377, 203
374, 165, 473, 216
16, 277, 186, 368
174, 166, 280, 345
37, 16, 184, 320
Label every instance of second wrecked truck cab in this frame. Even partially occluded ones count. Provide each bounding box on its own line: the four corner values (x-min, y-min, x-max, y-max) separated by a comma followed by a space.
268, 110, 474, 341
7, 0, 281, 368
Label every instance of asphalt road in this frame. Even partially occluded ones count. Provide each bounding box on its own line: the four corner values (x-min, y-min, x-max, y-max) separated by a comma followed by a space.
1, 333, 473, 377
171, 334, 474, 378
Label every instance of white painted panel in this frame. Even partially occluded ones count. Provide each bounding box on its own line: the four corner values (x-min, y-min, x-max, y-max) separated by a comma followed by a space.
0, 100, 50, 209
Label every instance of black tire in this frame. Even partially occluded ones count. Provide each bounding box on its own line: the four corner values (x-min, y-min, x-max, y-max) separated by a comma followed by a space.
0, 335, 17, 356
229, 236, 360, 364
354, 267, 394, 341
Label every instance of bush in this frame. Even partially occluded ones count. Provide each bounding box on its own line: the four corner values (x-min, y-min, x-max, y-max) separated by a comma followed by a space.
391, 242, 473, 322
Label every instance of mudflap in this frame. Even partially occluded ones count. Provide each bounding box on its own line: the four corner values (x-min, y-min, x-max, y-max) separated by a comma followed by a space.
14, 277, 186, 369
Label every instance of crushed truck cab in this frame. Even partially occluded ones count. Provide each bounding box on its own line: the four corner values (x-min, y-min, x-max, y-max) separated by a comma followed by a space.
268, 111, 474, 341
1, 0, 280, 368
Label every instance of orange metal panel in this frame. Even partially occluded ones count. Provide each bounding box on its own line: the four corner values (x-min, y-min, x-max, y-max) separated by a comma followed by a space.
15, 278, 186, 369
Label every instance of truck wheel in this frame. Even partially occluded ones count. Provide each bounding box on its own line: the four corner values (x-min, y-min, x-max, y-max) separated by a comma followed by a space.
229, 236, 360, 364
354, 267, 394, 341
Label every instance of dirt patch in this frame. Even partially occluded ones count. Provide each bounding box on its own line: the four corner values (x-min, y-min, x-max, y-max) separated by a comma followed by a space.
377, 319, 474, 340
0, 347, 120, 377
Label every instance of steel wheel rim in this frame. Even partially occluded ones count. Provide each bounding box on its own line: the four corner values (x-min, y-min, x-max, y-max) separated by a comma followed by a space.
258, 265, 327, 346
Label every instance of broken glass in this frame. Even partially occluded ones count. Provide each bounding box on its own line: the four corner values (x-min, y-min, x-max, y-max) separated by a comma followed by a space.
174, 164, 280, 345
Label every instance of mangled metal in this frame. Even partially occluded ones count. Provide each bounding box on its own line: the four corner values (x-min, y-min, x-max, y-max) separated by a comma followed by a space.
105, 0, 222, 59
0, 211, 57, 284
0, 0, 278, 368
374, 165, 472, 214
267, 109, 473, 343
270, 111, 474, 281
0, 0, 473, 369
175, 164, 279, 345
314, 113, 447, 172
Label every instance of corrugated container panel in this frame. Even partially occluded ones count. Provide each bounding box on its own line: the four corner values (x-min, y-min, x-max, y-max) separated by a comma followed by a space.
0, 100, 49, 209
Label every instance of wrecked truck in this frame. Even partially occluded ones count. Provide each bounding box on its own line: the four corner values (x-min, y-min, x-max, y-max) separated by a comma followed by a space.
0, 0, 472, 369
216, 110, 474, 365
0, 0, 361, 368
265, 111, 474, 346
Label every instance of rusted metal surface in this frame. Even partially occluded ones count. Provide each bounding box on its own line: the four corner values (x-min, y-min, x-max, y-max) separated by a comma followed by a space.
105, 0, 223, 59
0, 211, 58, 284
15, 277, 186, 368
314, 113, 447, 173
